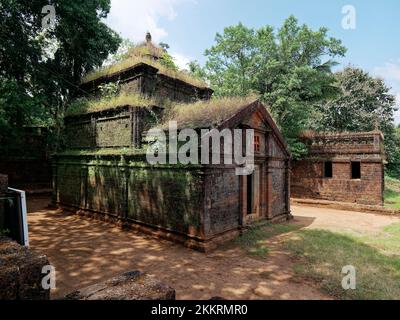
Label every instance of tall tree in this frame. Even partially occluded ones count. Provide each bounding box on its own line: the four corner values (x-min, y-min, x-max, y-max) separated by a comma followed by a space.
0, 0, 121, 152
204, 23, 257, 97
196, 16, 347, 157
314, 67, 399, 177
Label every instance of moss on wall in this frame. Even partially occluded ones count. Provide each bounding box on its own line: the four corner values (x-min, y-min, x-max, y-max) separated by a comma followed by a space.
54, 154, 204, 237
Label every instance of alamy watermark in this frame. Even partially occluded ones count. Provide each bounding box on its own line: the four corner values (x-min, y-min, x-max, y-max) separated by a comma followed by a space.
146, 122, 255, 176
41, 5, 56, 30
41, 265, 56, 290
342, 5, 356, 30
341, 265, 356, 290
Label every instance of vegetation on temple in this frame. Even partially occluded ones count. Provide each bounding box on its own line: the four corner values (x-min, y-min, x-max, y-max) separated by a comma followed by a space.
82, 41, 208, 88
66, 92, 156, 116
159, 95, 258, 129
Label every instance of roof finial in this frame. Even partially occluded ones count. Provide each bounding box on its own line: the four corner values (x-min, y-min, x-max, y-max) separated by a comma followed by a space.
145, 32, 152, 44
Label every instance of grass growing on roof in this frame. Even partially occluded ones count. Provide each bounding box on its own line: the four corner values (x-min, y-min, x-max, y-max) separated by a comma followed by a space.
160, 95, 259, 129
66, 92, 155, 116
82, 45, 208, 88
58, 148, 147, 157
384, 176, 400, 210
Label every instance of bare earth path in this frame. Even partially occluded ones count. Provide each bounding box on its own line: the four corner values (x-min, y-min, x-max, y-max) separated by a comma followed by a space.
27, 197, 399, 300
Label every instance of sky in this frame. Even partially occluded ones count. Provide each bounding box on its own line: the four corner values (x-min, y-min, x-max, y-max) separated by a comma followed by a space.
105, 0, 400, 124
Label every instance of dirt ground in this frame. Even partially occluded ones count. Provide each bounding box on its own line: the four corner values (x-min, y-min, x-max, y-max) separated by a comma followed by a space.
27, 196, 400, 300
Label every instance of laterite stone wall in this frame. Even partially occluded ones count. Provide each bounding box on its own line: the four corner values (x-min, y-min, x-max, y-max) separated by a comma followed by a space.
291, 132, 385, 206
53, 155, 205, 239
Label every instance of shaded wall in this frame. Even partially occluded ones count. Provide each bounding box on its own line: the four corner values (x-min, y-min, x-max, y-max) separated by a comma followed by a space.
53, 155, 205, 239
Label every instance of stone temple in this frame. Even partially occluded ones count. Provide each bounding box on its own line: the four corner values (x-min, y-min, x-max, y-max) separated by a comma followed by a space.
291, 131, 385, 206
52, 34, 292, 251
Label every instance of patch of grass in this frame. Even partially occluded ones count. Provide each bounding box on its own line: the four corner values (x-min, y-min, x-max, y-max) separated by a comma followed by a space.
285, 224, 400, 300
236, 220, 300, 258
159, 95, 259, 129
66, 92, 156, 116
384, 176, 400, 209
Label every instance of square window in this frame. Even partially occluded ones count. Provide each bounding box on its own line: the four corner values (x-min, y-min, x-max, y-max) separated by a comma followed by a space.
351, 162, 361, 179
324, 161, 333, 178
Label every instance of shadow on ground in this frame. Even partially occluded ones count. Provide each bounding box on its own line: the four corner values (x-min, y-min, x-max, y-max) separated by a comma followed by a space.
27, 196, 328, 300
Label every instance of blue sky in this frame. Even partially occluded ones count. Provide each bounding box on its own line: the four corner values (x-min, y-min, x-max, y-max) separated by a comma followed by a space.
106, 0, 400, 123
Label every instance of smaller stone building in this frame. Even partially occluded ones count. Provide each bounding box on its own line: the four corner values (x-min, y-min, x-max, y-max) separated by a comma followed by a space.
291, 131, 385, 206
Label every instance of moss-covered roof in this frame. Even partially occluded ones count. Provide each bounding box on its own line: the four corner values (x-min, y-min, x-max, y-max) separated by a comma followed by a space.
66, 92, 156, 117
81, 43, 208, 89
158, 96, 259, 130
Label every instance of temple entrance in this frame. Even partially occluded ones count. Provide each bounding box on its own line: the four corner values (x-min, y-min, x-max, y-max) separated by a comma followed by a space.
243, 164, 261, 225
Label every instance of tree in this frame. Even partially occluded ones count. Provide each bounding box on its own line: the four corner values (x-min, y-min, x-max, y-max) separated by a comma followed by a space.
204, 23, 257, 97
195, 16, 347, 158
315, 67, 396, 132
0, 0, 121, 152
314, 67, 399, 177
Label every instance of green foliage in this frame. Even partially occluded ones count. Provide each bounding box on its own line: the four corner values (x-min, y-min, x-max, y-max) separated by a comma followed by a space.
0, 78, 48, 154
314, 67, 399, 176
384, 176, 400, 209
195, 16, 347, 158
188, 61, 208, 82
98, 82, 120, 98
387, 126, 400, 178
159, 52, 178, 71
0, 0, 121, 153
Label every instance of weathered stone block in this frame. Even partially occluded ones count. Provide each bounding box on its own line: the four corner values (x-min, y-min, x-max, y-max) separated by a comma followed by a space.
65, 270, 175, 300
0, 237, 50, 300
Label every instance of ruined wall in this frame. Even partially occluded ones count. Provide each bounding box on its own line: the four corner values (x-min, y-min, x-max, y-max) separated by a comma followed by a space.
65, 106, 159, 149
203, 167, 240, 238
268, 135, 290, 218
80, 64, 213, 103
53, 155, 205, 239
291, 132, 385, 206
291, 160, 384, 205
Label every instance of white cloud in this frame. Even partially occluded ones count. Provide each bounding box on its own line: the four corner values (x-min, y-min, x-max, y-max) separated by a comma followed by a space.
395, 93, 400, 124
106, 0, 191, 43
171, 52, 192, 70
373, 60, 400, 125
374, 61, 400, 83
